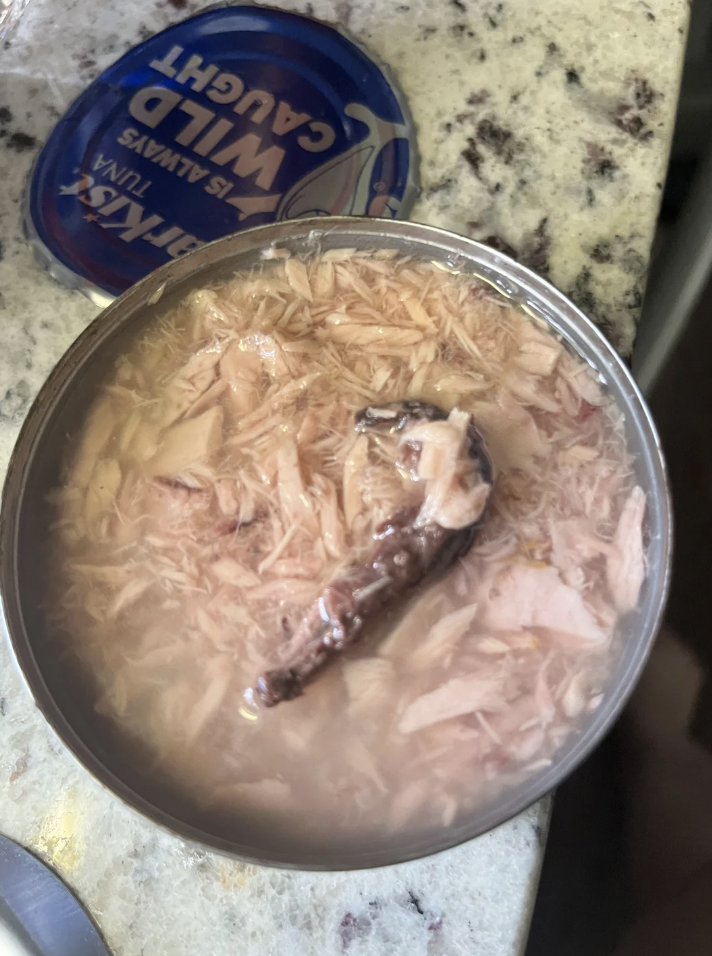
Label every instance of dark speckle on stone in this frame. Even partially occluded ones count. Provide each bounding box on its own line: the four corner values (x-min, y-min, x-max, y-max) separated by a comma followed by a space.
426, 177, 454, 196
418, 25, 437, 39
571, 270, 596, 314
467, 89, 490, 105
547, 41, 559, 55
0, 379, 32, 422
493, 182, 502, 193
6, 131, 37, 152
339, 912, 372, 950
613, 111, 647, 139
443, 122, 453, 134
511, 35, 524, 44
0, 107, 12, 124
620, 248, 645, 275
569, 268, 607, 331
408, 892, 425, 916
656, 181, 663, 189
590, 241, 612, 263
0, 698, 6, 717
0, 240, 4, 261
451, 23, 467, 36
646, 11, 656, 20
462, 138, 483, 176
476, 117, 522, 164
519, 217, 551, 276
510, 91, 521, 103
534, 68, 544, 78
610, 77, 660, 140
451, 0, 467, 10
405, 891, 442, 932
566, 68, 581, 85
136, 24, 153, 42
397, 3, 410, 10
633, 77, 658, 109
167, 0, 188, 8
478, 49, 487, 61
583, 143, 619, 181
484, 234, 517, 258
623, 285, 643, 310
485, 3, 504, 29
586, 188, 595, 206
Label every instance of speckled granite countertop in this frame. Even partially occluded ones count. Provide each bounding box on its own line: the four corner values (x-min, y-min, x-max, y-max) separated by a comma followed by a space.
0, 1, 687, 954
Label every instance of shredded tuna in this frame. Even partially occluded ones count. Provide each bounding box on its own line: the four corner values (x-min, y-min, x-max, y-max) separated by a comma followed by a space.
399, 671, 510, 734
479, 564, 607, 645
606, 485, 646, 612
46, 249, 644, 841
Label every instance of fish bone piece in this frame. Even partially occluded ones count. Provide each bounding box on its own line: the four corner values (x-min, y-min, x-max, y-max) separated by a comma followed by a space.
146, 406, 223, 477
606, 485, 646, 612
399, 672, 509, 734
479, 563, 606, 644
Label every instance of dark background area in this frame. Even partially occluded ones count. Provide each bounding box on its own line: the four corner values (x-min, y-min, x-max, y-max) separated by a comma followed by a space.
525, 1, 712, 953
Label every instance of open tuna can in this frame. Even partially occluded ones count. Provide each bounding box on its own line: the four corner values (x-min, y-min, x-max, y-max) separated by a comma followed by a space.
0, 218, 671, 869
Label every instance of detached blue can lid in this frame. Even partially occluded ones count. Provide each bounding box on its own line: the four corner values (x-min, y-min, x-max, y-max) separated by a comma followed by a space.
24, 5, 419, 303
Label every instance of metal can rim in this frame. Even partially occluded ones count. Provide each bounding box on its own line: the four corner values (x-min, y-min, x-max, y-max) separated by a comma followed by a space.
0, 216, 672, 870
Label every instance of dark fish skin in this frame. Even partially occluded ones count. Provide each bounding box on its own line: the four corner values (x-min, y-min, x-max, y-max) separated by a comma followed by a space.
254, 402, 493, 708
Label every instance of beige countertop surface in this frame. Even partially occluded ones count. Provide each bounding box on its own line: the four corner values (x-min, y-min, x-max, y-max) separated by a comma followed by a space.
0, 1, 687, 953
